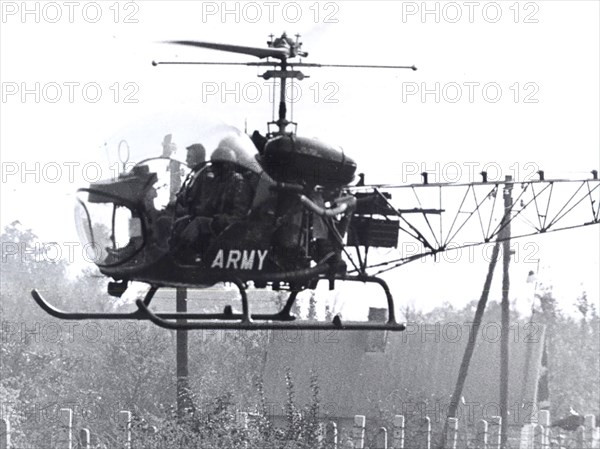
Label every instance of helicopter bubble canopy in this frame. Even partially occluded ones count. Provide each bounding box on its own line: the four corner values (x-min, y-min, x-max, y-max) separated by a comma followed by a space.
75, 112, 263, 267
101, 111, 261, 176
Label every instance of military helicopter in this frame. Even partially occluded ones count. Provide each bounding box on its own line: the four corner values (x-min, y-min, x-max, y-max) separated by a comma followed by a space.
31, 33, 600, 331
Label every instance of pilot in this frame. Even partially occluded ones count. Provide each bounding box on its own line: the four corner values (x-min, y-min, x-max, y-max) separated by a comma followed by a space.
174, 143, 210, 217
170, 143, 213, 259
204, 145, 254, 235
185, 143, 206, 169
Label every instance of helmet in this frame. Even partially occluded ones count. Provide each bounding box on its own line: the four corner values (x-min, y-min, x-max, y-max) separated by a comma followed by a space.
211, 146, 237, 164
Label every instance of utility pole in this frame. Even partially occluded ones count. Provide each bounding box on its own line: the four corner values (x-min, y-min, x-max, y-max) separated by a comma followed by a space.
520, 260, 540, 411
439, 238, 502, 449
440, 177, 513, 449
163, 135, 191, 419
176, 287, 191, 419
499, 176, 513, 448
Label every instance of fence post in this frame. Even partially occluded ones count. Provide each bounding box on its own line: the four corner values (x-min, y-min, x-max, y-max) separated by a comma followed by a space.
79, 428, 90, 449
375, 427, 388, 449
118, 410, 132, 449
236, 411, 248, 449
58, 408, 73, 449
587, 415, 600, 449
519, 423, 534, 449
575, 425, 585, 449
392, 415, 405, 449
421, 416, 431, 449
353, 415, 366, 449
326, 421, 338, 448
584, 415, 597, 448
90, 432, 99, 448
317, 423, 326, 446
539, 410, 550, 449
490, 416, 502, 449
533, 424, 544, 449
477, 419, 489, 449
591, 424, 600, 449
1, 418, 9, 449
445, 417, 458, 449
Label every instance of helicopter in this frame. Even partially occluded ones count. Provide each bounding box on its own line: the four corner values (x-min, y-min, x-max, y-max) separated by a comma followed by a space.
31, 33, 600, 331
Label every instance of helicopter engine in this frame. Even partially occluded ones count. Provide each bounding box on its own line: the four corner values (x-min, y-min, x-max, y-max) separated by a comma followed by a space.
260, 134, 357, 188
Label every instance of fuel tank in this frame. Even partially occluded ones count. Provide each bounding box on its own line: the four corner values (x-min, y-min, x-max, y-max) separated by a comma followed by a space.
260, 135, 357, 187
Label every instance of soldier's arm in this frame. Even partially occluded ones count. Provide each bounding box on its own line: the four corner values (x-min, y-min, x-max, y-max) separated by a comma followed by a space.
211, 174, 253, 233
229, 174, 254, 218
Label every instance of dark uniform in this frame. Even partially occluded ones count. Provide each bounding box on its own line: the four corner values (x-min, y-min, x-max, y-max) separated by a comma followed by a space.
171, 158, 255, 261
174, 164, 215, 218
208, 167, 254, 234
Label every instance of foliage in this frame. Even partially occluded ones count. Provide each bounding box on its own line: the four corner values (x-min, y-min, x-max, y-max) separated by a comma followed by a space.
1, 221, 598, 447
128, 370, 325, 449
538, 289, 600, 418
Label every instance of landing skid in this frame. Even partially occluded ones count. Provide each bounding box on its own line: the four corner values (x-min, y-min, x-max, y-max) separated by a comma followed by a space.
30, 275, 405, 331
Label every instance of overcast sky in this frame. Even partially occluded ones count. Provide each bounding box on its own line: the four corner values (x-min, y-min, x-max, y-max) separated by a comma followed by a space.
1, 1, 598, 317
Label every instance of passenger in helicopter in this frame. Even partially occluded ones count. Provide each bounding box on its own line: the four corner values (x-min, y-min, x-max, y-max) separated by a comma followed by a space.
170, 143, 212, 259
201, 146, 254, 235
172, 143, 254, 261
174, 143, 212, 217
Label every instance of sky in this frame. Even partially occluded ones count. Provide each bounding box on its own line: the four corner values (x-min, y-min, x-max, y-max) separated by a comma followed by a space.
1, 1, 598, 318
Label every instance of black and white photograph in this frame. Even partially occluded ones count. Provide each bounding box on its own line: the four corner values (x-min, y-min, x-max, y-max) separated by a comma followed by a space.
1, 1, 599, 448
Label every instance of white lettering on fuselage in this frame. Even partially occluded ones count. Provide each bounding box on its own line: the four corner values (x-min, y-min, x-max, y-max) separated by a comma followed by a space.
211, 249, 268, 270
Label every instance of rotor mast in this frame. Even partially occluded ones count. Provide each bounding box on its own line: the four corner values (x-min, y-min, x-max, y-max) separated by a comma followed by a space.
263, 32, 305, 135
276, 59, 290, 134
261, 58, 305, 135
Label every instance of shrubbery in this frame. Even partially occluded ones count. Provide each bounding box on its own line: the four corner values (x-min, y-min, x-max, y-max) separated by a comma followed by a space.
1, 223, 598, 447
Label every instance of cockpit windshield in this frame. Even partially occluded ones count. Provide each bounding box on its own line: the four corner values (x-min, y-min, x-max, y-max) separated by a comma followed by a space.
74, 191, 144, 267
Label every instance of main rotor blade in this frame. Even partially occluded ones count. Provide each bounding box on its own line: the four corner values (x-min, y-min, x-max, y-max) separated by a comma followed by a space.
165, 40, 290, 60
291, 62, 417, 70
